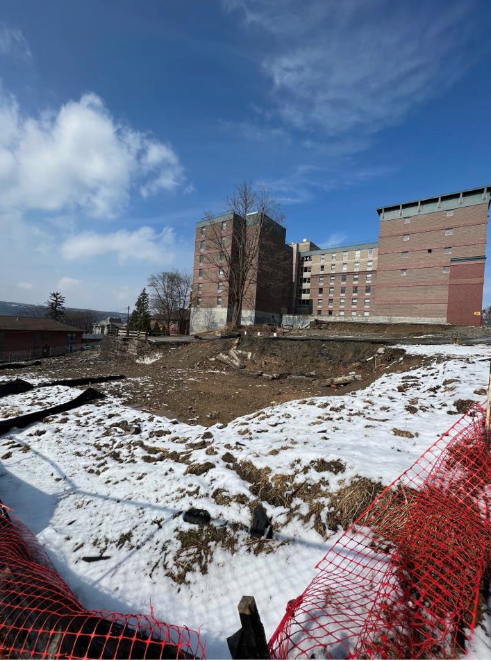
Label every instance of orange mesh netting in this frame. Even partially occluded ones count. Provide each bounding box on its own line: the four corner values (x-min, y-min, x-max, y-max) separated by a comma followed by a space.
269, 405, 491, 659
0, 506, 204, 659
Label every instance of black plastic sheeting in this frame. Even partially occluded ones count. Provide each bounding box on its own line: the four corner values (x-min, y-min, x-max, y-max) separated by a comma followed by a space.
0, 388, 105, 435
44, 375, 126, 387
0, 361, 41, 371
0, 379, 35, 399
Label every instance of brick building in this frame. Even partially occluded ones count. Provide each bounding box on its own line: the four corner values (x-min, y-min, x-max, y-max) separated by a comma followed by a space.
189, 184, 490, 330
374, 186, 490, 325
190, 212, 291, 332
0, 317, 83, 362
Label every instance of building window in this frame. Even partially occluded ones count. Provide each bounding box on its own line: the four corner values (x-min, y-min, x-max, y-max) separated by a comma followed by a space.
197, 283, 202, 293
219, 251, 225, 262
342, 252, 348, 261
328, 310, 333, 316
329, 287, 334, 294
364, 311, 370, 317
200, 240, 205, 251
427, 249, 432, 254
354, 262, 360, 271
445, 228, 453, 236
221, 221, 227, 232
198, 269, 203, 278
341, 275, 347, 283
402, 251, 408, 258
355, 250, 360, 259
199, 254, 204, 264
330, 276, 335, 283
444, 246, 452, 254
318, 288, 323, 294
328, 299, 333, 307
340, 299, 345, 307
340, 287, 346, 294
367, 260, 373, 269
365, 285, 371, 294
319, 276, 324, 284
219, 267, 224, 276
217, 282, 223, 292
339, 311, 345, 316
351, 299, 357, 307
446, 210, 454, 217
217, 296, 222, 306
303, 267, 312, 273
201, 227, 206, 236
317, 300, 322, 307
364, 299, 370, 306
351, 311, 357, 316
320, 254, 325, 262
404, 218, 411, 224
331, 253, 336, 260
342, 263, 347, 272
368, 248, 373, 257
400, 269, 407, 276
366, 274, 372, 282
302, 288, 310, 294
196, 297, 201, 306
320, 265, 325, 272
353, 274, 359, 283
403, 235, 410, 241
220, 237, 226, 248
331, 264, 336, 272
302, 278, 311, 284
353, 286, 358, 294
443, 266, 450, 273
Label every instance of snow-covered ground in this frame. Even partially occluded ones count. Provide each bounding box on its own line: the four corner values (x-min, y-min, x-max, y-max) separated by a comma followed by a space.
0, 343, 490, 658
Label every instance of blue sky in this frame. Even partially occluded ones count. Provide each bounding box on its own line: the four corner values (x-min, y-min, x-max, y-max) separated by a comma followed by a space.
0, 0, 490, 311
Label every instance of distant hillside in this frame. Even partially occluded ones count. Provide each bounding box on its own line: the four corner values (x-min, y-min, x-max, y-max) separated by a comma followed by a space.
0, 300, 124, 321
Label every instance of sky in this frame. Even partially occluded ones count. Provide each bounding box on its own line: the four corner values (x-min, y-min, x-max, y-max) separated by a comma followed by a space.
0, 0, 490, 312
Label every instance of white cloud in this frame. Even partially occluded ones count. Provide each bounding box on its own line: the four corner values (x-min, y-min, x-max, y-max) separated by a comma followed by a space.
0, 24, 31, 62
225, 0, 479, 137
57, 277, 81, 289
322, 232, 348, 248
0, 90, 186, 219
17, 281, 33, 289
61, 226, 179, 265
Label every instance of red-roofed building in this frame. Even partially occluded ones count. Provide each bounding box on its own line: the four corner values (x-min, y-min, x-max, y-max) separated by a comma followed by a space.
0, 317, 83, 362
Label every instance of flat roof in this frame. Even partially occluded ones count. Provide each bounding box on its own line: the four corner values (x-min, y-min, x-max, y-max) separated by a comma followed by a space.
378, 185, 491, 221
302, 241, 378, 257
0, 316, 83, 332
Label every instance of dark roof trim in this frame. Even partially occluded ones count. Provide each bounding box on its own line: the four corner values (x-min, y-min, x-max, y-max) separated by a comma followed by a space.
450, 255, 486, 263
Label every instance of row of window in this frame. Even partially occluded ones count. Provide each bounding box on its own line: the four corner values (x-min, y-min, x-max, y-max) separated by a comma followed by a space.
303, 261, 373, 274
296, 301, 370, 317
299, 286, 372, 295
301, 248, 374, 262
196, 282, 224, 293
200, 221, 227, 236
301, 273, 373, 285
198, 252, 225, 264
200, 237, 226, 251
402, 247, 452, 256
198, 268, 224, 278
400, 266, 450, 275
195, 296, 222, 307
403, 230, 453, 241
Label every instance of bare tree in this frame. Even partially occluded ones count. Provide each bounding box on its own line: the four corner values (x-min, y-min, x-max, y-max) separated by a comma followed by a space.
201, 181, 286, 328
64, 308, 100, 332
148, 270, 192, 335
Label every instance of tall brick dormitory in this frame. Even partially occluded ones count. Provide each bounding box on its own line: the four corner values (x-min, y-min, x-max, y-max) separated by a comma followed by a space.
190, 185, 490, 332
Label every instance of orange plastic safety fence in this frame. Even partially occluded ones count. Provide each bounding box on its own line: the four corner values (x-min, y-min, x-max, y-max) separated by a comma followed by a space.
0, 508, 205, 659
269, 405, 491, 659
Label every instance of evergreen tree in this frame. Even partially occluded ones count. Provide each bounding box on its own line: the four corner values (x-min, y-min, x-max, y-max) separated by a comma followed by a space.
45, 291, 66, 322
131, 288, 151, 332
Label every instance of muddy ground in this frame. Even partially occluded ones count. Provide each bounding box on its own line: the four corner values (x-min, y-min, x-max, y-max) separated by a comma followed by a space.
1, 336, 428, 426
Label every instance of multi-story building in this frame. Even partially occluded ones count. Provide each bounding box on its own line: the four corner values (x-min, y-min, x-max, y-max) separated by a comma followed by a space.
190, 212, 292, 332
190, 184, 490, 331
374, 186, 490, 325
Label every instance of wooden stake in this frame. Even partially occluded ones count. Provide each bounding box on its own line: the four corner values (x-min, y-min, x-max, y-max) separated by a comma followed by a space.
227, 596, 270, 660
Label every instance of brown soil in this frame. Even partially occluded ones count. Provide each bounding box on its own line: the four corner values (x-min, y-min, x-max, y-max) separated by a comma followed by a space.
2, 336, 426, 426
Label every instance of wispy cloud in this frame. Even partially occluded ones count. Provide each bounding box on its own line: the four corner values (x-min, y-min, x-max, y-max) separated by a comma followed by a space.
0, 24, 32, 62
321, 232, 348, 248
225, 0, 480, 137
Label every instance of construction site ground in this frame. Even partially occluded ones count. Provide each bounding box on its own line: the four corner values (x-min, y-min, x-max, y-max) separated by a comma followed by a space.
1, 334, 430, 426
